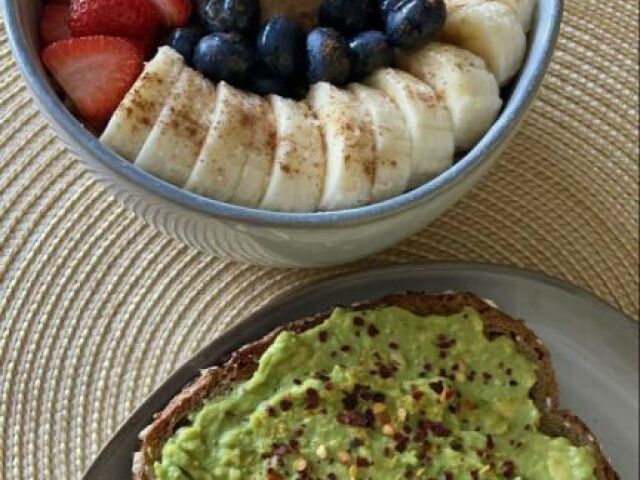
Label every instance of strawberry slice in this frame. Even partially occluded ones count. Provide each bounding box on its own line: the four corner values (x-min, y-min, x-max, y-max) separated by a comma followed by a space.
40, 3, 71, 48
41, 36, 143, 126
148, 0, 192, 28
69, 0, 160, 42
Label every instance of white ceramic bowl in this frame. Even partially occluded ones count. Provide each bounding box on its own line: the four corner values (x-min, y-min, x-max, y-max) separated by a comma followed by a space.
1, 0, 562, 267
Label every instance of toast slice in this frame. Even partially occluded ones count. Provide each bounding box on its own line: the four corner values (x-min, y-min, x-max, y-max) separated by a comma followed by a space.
132, 292, 619, 480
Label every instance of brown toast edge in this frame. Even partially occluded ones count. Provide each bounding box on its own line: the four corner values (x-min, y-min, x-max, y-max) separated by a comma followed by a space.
132, 292, 619, 480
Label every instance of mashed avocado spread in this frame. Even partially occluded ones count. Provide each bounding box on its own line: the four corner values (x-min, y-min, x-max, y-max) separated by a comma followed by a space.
155, 307, 597, 479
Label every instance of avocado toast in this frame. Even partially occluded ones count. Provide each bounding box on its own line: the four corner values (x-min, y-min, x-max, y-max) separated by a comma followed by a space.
133, 292, 618, 479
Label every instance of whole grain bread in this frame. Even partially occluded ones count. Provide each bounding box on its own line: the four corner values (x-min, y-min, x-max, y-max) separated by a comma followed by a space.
132, 292, 618, 480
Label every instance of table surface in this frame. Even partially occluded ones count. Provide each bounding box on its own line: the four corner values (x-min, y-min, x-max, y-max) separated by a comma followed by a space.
1, 1, 638, 479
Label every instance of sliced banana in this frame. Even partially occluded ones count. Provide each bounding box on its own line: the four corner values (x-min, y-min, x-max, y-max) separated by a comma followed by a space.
307, 82, 376, 211
441, 0, 526, 85
185, 82, 272, 202
349, 83, 412, 202
496, 0, 536, 31
397, 42, 502, 152
260, 96, 325, 213
229, 97, 277, 208
135, 68, 216, 187
100, 47, 184, 161
365, 69, 454, 189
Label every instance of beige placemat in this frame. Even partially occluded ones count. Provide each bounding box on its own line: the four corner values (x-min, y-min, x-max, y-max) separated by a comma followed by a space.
1, 2, 638, 478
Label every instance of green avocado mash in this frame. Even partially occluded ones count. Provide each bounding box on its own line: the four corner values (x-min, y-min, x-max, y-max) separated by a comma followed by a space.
155, 307, 597, 480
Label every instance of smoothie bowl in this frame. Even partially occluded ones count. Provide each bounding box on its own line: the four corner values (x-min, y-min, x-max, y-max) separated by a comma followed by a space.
1, 0, 562, 267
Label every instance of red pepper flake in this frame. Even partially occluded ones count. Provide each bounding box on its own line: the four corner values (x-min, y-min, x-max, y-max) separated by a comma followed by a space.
341, 345, 351, 352
412, 390, 425, 401
429, 381, 444, 394
393, 433, 409, 452
436, 337, 456, 349
267, 407, 277, 417
280, 399, 293, 411
272, 443, 289, 456
349, 437, 364, 449
486, 434, 495, 450
371, 391, 386, 403
318, 331, 328, 342
353, 316, 365, 327
389, 342, 399, 350
304, 388, 320, 409
342, 392, 358, 410
267, 468, 283, 480
378, 364, 394, 379
337, 409, 375, 428
418, 419, 451, 437
367, 324, 380, 337
356, 456, 371, 467
314, 372, 330, 382
509, 380, 519, 387
502, 460, 517, 478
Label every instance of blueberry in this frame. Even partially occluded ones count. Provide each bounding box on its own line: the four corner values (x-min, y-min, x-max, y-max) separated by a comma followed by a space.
256, 16, 305, 78
386, 0, 447, 48
306, 27, 351, 86
349, 31, 394, 79
319, 0, 378, 34
194, 33, 254, 84
167, 26, 206, 65
379, 0, 404, 17
248, 73, 292, 97
197, 0, 260, 35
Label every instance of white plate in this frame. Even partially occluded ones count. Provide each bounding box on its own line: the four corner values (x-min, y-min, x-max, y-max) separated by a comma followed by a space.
84, 263, 638, 479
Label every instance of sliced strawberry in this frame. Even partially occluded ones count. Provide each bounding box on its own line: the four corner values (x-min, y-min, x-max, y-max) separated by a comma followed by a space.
41, 36, 143, 126
148, 0, 192, 28
40, 4, 71, 48
69, 0, 160, 42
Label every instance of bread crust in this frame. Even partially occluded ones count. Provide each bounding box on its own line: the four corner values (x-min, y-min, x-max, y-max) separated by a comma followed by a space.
132, 292, 618, 480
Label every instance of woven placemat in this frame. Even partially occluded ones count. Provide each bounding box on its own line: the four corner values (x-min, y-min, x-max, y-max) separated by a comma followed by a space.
1, 2, 638, 478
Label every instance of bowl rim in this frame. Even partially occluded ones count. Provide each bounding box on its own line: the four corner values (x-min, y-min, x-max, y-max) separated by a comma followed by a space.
1, 0, 563, 227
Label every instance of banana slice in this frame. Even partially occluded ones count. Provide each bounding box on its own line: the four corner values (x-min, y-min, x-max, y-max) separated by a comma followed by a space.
441, 0, 526, 85
307, 82, 376, 211
185, 82, 273, 202
496, 0, 536, 31
229, 97, 276, 208
100, 47, 184, 161
349, 83, 412, 202
260, 96, 325, 213
365, 69, 454, 189
135, 68, 216, 187
397, 42, 502, 152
